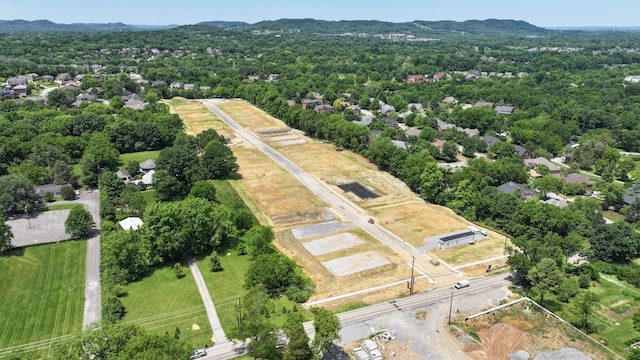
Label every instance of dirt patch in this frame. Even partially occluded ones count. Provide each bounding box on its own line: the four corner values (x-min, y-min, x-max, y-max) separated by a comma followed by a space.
464, 322, 530, 359
461, 301, 615, 360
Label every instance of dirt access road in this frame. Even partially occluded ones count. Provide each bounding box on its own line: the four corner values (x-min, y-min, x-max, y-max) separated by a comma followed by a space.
201, 100, 459, 283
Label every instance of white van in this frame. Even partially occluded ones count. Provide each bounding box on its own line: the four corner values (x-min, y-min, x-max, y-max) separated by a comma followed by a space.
454, 280, 470, 289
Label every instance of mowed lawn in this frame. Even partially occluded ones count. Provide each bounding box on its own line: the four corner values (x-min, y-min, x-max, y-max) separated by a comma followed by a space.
118, 150, 161, 167
0, 242, 86, 351
120, 265, 212, 347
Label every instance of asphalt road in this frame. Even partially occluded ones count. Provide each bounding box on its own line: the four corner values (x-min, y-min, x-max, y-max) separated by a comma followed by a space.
81, 190, 102, 328
187, 256, 228, 345
203, 274, 512, 359
201, 100, 460, 283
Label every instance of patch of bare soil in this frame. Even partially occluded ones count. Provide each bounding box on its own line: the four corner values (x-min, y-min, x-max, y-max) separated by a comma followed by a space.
464, 322, 530, 359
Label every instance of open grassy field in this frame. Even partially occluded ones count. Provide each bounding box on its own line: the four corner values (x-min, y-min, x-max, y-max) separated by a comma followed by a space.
40, 203, 82, 212
118, 150, 161, 167
120, 265, 212, 347
0, 242, 86, 357
196, 250, 310, 332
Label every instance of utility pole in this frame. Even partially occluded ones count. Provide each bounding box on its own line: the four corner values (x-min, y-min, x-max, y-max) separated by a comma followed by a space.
448, 290, 454, 324
237, 296, 242, 327
410, 256, 415, 295
25, 205, 31, 229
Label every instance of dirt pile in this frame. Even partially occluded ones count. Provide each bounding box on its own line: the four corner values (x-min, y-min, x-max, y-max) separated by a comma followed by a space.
464, 322, 530, 360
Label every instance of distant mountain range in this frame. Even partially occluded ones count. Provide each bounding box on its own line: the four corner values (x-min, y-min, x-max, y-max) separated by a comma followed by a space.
0, 18, 553, 36
5, 18, 636, 35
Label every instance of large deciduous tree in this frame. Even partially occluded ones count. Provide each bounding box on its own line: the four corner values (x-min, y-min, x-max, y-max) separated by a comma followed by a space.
310, 307, 341, 359
65, 206, 94, 239
0, 174, 38, 214
202, 140, 238, 179
590, 222, 639, 263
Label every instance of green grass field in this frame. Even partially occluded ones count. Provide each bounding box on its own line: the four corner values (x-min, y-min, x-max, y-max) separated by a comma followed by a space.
40, 203, 82, 212
118, 150, 161, 168
120, 264, 212, 348
0, 242, 86, 357
141, 189, 156, 206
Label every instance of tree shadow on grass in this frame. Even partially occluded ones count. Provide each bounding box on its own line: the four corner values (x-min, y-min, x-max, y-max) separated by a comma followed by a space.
323, 344, 351, 360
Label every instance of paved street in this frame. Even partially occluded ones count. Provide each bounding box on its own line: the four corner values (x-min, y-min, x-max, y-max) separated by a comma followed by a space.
187, 256, 228, 345
80, 190, 102, 328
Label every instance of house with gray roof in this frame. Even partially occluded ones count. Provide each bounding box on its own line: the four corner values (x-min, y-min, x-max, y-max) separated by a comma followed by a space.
496, 181, 538, 200
391, 140, 411, 150
139, 159, 156, 172
524, 157, 562, 177
496, 105, 515, 115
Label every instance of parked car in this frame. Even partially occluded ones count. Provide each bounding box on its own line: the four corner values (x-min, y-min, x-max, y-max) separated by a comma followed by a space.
190, 349, 207, 359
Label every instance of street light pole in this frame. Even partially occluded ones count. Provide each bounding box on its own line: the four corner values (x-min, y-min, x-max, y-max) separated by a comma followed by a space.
448, 290, 454, 324
410, 256, 415, 295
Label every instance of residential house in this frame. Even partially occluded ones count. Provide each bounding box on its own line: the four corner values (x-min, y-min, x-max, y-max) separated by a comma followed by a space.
41, 75, 54, 82
406, 74, 424, 83
139, 159, 156, 173
475, 101, 494, 108
119, 217, 144, 231
495, 106, 515, 115
116, 169, 131, 181
514, 145, 532, 159
35, 184, 71, 198
0, 89, 18, 99
483, 135, 500, 148
407, 103, 424, 113
301, 98, 322, 109
347, 104, 362, 115
353, 115, 373, 126
311, 92, 324, 101
380, 104, 396, 114
314, 104, 334, 113
405, 127, 421, 137
431, 139, 446, 150
55, 73, 73, 83
12, 84, 27, 96
71, 93, 96, 108
432, 72, 447, 81
169, 82, 183, 89
183, 84, 196, 90
497, 181, 538, 200
524, 157, 562, 177
25, 73, 39, 82
462, 128, 480, 137
125, 98, 146, 110
131, 170, 155, 188
151, 80, 167, 87
382, 117, 399, 127
6, 76, 27, 88
542, 192, 569, 208
391, 140, 411, 150
442, 96, 458, 105
267, 74, 279, 82
563, 173, 593, 192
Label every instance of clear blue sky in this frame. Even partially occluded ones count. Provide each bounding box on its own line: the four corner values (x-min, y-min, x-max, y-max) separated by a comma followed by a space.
1, 0, 638, 27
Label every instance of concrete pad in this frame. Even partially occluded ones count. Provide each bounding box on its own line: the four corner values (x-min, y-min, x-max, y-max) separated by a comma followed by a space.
303, 233, 364, 256
291, 221, 356, 240
269, 134, 299, 141
8, 210, 71, 247
322, 251, 390, 276
279, 139, 305, 146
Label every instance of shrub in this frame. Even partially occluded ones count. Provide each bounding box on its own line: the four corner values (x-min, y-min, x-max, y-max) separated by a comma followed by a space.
173, 263, 185, 279
578, 273, 591, 289
60, 185, 76, 200
44, 191, 55, 202
209, 251, 223, 272
103, 295, 125, 323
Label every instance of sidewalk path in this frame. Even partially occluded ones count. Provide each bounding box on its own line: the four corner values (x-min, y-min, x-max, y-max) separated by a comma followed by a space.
187, 256, 227, 345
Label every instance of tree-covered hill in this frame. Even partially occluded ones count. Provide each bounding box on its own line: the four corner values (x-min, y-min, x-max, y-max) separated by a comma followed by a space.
0, 19, 136, 32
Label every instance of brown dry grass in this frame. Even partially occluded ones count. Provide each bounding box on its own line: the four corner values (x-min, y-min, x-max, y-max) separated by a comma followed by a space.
276, 228, 433, 305
171, 98, 511, 304
216, 100, 287, 132
431, 237, 512, 266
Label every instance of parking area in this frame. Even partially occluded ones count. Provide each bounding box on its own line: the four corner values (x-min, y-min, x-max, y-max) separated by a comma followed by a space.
7, 210, 71, 247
